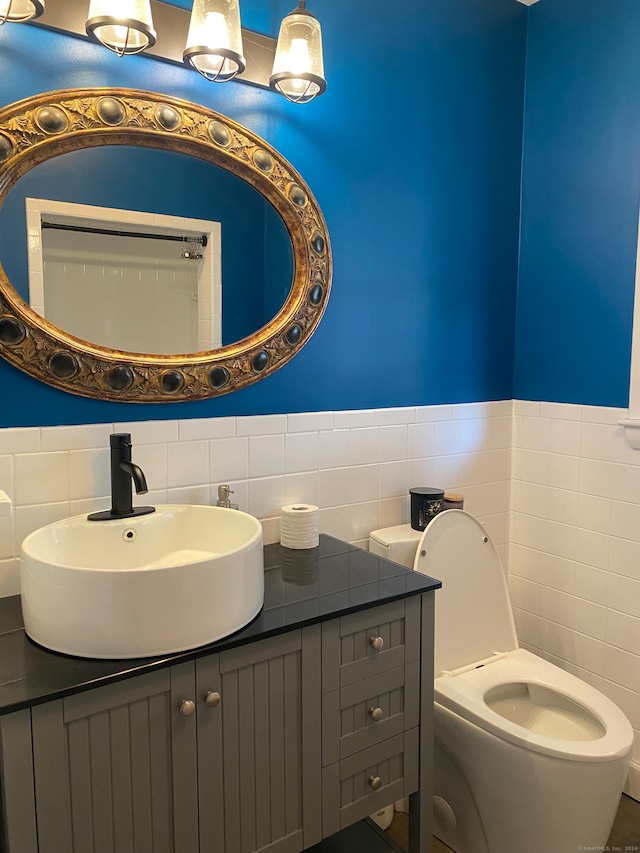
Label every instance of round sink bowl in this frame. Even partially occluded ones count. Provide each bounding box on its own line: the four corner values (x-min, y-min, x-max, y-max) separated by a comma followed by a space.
20, 505, 264, 659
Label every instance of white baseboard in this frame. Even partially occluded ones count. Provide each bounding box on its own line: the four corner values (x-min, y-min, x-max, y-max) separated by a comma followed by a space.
624, 759, 640, 802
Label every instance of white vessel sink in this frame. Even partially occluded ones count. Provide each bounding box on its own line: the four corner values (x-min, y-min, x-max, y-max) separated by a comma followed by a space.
20, 505, 264, 659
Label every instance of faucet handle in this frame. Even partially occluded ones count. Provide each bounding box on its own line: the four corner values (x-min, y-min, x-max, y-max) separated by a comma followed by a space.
111, 432, 132, 449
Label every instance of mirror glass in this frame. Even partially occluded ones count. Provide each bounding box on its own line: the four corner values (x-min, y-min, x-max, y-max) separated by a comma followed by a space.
0, 145, 294, 355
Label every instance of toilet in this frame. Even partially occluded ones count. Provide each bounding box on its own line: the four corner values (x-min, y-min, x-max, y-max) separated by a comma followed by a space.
369, 510, 633, 853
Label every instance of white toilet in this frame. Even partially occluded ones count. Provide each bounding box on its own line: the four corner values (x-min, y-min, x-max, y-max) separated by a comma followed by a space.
369, 510, 633, 853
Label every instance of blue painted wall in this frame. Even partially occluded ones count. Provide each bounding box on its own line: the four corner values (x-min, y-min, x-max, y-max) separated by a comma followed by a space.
0, 0, 526, 427
515, 0, 640, 408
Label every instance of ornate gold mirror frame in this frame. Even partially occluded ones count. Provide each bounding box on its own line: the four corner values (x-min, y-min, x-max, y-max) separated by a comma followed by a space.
0, 88, 331, 402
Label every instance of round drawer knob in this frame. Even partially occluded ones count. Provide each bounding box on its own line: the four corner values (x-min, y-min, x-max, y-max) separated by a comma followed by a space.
369, 636, 384, 651
205, 691, 221, 709
368, 775, 382, 791
179, 700, 196, 717
369, 706, 384, 722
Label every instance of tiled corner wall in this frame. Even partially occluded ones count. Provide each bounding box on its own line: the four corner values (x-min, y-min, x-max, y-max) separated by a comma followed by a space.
0, 400, 513, 600
511, 400, 640, 797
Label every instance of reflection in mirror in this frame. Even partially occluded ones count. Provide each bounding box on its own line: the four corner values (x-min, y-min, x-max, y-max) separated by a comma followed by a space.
0, 145, 294, 354
30, 199, 219, 354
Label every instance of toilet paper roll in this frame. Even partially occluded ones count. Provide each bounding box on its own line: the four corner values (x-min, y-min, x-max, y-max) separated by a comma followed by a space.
280, 504, 319, 549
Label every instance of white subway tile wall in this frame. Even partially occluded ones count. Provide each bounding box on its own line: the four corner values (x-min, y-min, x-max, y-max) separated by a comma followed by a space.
511, 400, 640, 795
0, 402, 511, 599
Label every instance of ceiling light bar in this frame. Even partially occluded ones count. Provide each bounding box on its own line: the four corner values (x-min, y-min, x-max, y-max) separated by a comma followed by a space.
28, 0, 274, 88
25, 0, 327, 102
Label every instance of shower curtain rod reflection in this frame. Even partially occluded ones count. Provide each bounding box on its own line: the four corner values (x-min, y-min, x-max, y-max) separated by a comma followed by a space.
41, 221, 208, 247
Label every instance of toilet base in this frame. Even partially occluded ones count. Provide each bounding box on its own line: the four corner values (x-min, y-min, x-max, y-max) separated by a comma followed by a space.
433, 738, 488, 853
435, 702, 627, 853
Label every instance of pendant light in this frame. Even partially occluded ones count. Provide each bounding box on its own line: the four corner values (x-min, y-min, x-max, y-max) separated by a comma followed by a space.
86, 0, 156, 56
0, 0, 44, 24
183, 0, 245, 82
269, 1, 326, 104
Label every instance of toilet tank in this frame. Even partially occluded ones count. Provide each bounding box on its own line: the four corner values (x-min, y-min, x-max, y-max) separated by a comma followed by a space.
369, 524, 422, 568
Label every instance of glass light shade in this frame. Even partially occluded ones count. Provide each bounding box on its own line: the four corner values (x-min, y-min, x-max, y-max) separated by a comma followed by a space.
183, 0, 245, 82
86, 0, 156, 56
269, 1, 326, 104
0, 0, 44, 23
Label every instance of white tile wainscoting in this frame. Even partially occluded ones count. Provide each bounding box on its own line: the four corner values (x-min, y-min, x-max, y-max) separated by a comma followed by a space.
0, 402, 512, 595
511, 400, 640, 798
1, 398, 639, 795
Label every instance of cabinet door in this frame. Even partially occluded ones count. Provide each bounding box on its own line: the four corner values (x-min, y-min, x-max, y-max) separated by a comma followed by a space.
30, 663, 198, 853
196, 627, 321, 853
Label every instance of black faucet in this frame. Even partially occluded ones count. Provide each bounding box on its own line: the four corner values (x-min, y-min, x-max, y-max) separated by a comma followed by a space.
88, 433, 156, 521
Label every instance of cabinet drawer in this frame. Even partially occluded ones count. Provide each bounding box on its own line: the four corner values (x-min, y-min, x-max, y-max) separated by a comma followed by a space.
322, 729, 419, 836
321, 598, 421, 693
322, 661, 419, 765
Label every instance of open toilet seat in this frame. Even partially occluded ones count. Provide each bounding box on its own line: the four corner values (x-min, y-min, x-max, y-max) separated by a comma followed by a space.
435, 647, 632, 762
413, 510, 633, 765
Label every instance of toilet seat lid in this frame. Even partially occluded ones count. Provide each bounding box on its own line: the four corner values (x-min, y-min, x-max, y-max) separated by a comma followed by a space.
414, 510, 518, 677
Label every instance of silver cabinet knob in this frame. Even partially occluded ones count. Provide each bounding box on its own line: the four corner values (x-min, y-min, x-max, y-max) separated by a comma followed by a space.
368, 775, 382, 790
369, 706, 384, 722
369, 636, 384, 651
205, 691, 221, 709
179, 699, 196, 717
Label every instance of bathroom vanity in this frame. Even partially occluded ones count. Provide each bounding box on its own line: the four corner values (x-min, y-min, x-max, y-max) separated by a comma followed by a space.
0, 535, 440, 853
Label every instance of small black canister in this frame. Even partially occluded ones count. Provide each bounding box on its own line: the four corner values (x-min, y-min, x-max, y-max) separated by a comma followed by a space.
410, 487, 445, 531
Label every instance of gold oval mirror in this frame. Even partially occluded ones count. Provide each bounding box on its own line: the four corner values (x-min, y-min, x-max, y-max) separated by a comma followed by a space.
0, 88, 331, 402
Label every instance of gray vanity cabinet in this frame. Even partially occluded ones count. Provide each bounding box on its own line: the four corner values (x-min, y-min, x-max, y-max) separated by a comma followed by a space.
3, 627, 321, 853
0, 592, 435, 853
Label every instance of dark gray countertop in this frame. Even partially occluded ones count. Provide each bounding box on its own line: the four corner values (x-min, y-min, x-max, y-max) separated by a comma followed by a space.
0, 535, 440, 715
